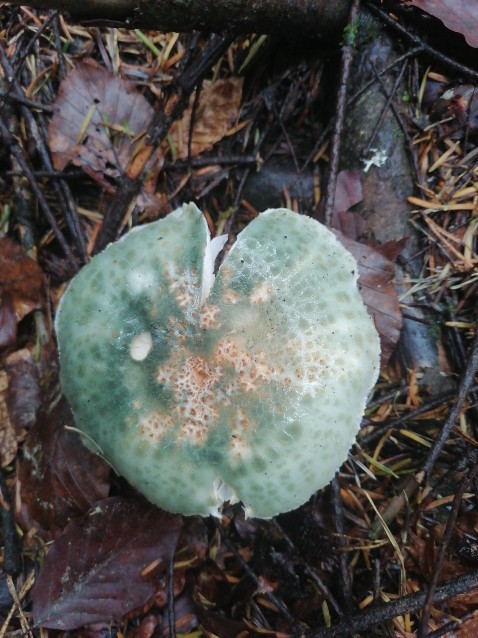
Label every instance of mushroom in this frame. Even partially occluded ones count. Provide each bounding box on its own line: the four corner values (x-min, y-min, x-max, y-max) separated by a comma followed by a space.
55, 203, 380, 518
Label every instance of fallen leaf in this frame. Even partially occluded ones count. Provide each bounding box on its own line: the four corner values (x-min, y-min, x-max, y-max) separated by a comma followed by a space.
4, 348, 41, 435
332, 170, 366, 240
334, 169, 363, 214
432, 85, 478, 141
0, 238, 46, 328
408, 0, 478, 47
32, 497, 183, 630
457, 612, 478, 637
19, 394, 110, 538
48, 59, 155, 190
168, 78, 243, 159
335, 231, 402, 366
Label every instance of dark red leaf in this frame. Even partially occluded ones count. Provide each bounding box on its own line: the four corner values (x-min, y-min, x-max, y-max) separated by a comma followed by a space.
32, 497, 183, 630
334, 169, 363, 214
335, 231, 402, 366
408, 0, 478, 47
331, 170, 366, 240
0, 237, 46, 324
19, 395, 110, 537
372, 237, 409, 262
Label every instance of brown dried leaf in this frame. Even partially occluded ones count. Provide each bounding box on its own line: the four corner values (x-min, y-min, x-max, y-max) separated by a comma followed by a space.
169, 78, 243, 159
457, 612, 478, 638
334, 169, 363, 214
331, 170, 366, 240
335, 231, 402, 366
48, 59, 154, 189
32, 497, 183, 630
19, 395, 110, 538
408, 0, 478, 47
0, 237, 45, 325
4, 348, 41, 435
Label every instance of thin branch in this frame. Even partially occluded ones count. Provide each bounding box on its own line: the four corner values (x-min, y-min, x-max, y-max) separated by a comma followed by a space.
310, 570, 478, 637
417, 456, 478, 636
94, 33, 234, 252
365, 2, 478, 83
0, 114, 78, 268
6, 0, 350, 40
422, 323, 478, 477
322, 0, 361, 225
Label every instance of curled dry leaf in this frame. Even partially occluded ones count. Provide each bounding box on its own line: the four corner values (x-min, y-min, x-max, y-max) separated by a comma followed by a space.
48, 59, 155, 190
32, 497, 183, 630
168, 78, 244, 159
408, 0, 478, 48
19, 395, 110, 538
335, 230, 402, 367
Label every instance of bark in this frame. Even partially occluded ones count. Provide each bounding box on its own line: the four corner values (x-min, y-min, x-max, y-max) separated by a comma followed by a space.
7, 0, 350, 39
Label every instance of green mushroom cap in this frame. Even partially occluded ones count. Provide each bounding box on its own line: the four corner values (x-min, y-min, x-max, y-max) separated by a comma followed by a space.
55, 203, 380, 518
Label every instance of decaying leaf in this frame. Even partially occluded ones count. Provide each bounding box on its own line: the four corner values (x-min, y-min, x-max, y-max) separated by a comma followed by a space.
4, 348, 41, 435
332, 169, 366, 239
408, 0, 478, 48
19, 395, 110, 538
168, 78, 244, 159
335, 230, 402, 366
32, 497, 183, 630
48, 62, 244, 198
48, 59, 155, 190
0, 238, 46, 348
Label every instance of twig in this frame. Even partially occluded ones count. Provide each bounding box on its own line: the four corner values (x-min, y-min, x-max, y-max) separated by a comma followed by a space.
369, 58, 420, 179
164, 154, 257, 170
168, 553, 176, 638
360, 387, 478, 447
363, 60, 407, 156
365, 2, 478, 83
0, 87, 53, 113
0, 114, 78, 268
417, 454, 478, 637
271, 520, 343, 616
52, 13, 67, 79
94, 33, 234, 252
0, 45, 87, 264
368, 327, 478, 534
322, 0, 361, 226
214, 519, 302, 632
309, 570, 478, 637
422, 323, 478, 476
329, 478, 353, 614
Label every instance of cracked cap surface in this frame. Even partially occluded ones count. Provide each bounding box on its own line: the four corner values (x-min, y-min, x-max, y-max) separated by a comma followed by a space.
55, 203, 380, 518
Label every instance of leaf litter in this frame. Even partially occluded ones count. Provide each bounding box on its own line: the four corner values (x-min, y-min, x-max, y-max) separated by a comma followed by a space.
31, 497, 183, 629
0, 5, 478, 638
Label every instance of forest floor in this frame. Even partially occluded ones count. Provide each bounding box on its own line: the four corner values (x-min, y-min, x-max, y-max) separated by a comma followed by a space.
1, 1, 478, 637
